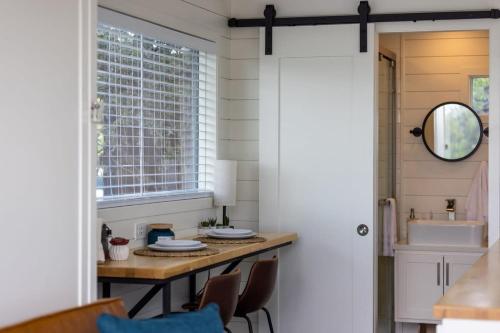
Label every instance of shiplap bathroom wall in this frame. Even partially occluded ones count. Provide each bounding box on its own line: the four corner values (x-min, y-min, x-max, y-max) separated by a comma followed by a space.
381, 31, 489, 241
402, 31, 489, 238
96, 0, 260, 331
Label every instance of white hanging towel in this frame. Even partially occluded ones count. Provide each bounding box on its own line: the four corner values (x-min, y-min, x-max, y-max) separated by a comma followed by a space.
465, 161, 488, 223
383, 198, 397, 257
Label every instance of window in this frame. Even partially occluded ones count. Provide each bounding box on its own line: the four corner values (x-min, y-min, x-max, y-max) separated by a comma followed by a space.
470, 76, 489, 114
96, 9, 216, 204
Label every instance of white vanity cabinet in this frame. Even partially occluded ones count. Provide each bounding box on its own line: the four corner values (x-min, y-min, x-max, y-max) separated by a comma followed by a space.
395, 246, 484, 324
443, 254, 482, 293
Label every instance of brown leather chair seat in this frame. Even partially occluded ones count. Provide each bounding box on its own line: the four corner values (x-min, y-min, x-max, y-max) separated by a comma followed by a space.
234, 256, 278, 333
183, 258, 279, 333
0, 298, 126, 333
183, 269, 241, 333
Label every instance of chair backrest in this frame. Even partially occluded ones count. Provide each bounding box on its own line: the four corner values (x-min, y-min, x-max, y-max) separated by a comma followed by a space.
235, 256, 278, 315
0, 298, 126, 333
199, 269, 241, 326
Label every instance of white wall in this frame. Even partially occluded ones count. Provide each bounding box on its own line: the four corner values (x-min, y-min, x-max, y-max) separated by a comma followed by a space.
0, 0, 95, 327
222, 28, 260, 232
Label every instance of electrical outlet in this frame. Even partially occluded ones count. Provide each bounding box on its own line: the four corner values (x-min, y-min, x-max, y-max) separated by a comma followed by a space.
134, 223, 148, 239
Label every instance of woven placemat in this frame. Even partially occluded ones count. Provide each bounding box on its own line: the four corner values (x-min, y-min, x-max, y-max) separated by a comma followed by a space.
134, 247, 219, 257
193, 236, 267, 244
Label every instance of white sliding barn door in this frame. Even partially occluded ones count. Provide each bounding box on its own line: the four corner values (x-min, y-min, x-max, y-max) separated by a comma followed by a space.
260, 25, 376, 332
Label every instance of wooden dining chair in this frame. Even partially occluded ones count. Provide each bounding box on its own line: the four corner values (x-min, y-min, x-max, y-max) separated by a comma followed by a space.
195, 269, 241, 333
234, 256, 278, 333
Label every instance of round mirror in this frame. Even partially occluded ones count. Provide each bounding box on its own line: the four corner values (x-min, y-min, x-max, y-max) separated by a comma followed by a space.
422, 102, 483, 161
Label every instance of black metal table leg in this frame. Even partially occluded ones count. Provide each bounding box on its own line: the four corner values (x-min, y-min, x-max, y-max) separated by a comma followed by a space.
221, 259, 242, 274
189, 274, 196, 303
128, 284, 163, 318
162, 282, 171, 317
102, 282, 111, 298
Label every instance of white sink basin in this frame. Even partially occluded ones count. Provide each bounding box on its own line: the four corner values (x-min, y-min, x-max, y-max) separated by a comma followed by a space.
408, 219, 485, 247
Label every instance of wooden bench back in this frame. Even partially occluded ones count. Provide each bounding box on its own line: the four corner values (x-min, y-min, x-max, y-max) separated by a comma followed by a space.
0, 298, 126, 333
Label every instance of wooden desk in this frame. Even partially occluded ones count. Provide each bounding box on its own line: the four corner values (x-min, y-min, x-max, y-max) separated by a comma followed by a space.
434, 240, 500, 321
98, 232, 297, 318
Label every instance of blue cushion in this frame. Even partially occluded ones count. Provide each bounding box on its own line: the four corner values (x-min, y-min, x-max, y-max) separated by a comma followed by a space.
97, 303, 224, 333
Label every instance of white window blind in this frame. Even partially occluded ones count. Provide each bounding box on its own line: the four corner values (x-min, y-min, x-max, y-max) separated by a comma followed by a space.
96, 10, 216, 203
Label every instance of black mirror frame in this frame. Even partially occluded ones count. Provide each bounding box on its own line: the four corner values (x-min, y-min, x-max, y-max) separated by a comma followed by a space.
415, 101, 484, 162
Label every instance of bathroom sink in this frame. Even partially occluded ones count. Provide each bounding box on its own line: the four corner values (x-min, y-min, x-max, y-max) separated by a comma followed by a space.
408, 219, 485, 247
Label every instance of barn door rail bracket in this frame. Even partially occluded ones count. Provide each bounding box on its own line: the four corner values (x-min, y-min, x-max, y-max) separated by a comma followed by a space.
228, 2, 500, 55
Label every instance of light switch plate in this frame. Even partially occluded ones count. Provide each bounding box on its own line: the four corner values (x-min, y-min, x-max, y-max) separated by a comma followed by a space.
134, 223, 148, 239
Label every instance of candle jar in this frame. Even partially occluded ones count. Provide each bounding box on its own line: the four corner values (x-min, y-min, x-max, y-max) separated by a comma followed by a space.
147, 223, 175, 245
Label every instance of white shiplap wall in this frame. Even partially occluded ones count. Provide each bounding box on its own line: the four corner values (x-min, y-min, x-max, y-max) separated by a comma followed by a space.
221, 26, 260, 232
220, 24, 262, 333
96, 1, 261, 331
400, 31, 489, 239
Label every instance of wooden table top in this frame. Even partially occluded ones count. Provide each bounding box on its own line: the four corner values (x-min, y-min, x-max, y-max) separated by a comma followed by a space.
434, 240, 500, 320
98, 232, 298, 280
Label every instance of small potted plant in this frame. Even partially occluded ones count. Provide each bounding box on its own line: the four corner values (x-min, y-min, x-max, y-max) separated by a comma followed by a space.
198, 220, 210, 235
109, 237, 129, 261
223, 215, 232, 229
208, 217, 217, 230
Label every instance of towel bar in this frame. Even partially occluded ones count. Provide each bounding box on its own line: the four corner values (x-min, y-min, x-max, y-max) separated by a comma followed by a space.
378, 198, 396, 206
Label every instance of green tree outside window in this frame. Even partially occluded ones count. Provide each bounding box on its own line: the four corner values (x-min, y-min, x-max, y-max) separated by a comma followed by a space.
471, 76, 489, 115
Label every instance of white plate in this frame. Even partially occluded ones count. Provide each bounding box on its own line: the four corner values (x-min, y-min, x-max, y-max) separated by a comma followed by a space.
207, 231, 257, 239
155, 240, 201, 247
212, 228, 253, 236
148, 243, 208, 252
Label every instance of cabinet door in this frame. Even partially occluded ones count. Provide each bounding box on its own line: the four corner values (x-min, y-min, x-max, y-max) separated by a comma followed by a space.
444, 253, 483, 292
395, 252, 444, 323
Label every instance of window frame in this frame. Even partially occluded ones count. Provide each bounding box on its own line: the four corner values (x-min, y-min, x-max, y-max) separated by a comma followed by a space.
469, 75, 489, 115
96, 7, 217, 208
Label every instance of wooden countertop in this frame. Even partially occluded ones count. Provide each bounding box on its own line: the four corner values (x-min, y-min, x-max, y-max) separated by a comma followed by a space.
98, 232, 297, 280
434, 240, 500, 320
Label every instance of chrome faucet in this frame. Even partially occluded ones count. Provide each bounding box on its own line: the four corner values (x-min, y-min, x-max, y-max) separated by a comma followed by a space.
446, 199, 456, 221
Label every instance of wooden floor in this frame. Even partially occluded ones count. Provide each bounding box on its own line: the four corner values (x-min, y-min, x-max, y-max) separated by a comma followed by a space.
419, 324, 436, 333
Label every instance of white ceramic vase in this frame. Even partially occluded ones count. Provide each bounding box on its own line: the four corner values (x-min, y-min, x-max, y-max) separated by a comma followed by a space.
109, 245, 129, 261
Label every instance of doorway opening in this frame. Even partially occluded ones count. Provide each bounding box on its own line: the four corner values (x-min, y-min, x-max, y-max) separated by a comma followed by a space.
377, 30, 490, 333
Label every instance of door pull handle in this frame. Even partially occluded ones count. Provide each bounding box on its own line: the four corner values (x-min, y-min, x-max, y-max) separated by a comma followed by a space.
446, 263, 450, 286
437, 262, 441, 286
356, 224, 369, 236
